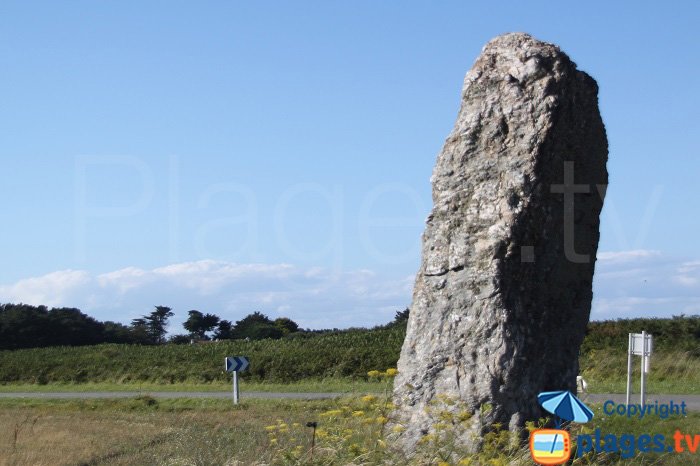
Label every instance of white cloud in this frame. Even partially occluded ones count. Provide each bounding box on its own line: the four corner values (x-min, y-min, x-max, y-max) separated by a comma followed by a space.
674, 261, 700, 287
676, 275, 699, 287
97, 267, 152, 294
597, 249, 661, 264
0, 261, 409, 329
1, 251, 698, 330
0, 270, 92, 308
677, 261, 700, 274
592, 250, 700, 320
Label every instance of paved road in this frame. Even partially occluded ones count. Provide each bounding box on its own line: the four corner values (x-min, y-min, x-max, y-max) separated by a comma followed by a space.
0, 391, 699, 410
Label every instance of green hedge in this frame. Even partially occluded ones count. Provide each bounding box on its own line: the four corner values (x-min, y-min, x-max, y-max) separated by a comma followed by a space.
0, 316, 697, 385
0, 327, 406, 384
581, 315, 700, 354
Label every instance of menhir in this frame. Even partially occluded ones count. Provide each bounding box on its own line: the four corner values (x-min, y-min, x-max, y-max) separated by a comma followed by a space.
391, 32, 608, 453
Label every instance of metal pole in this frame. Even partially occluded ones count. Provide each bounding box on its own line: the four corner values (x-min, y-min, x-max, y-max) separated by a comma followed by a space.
233, 370, 239, 404
645, 335, 651, 373
640, 331, 647, 406
626, 333, 633, 406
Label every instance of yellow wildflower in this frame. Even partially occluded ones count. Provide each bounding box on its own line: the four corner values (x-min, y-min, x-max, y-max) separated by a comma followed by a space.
352, 410, 365, 417
385, 368, 398, 377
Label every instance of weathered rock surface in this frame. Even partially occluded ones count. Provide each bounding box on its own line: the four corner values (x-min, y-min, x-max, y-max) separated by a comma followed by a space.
392, 32, 608, 452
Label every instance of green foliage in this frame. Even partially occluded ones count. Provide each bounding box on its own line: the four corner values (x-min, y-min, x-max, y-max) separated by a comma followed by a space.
183, 310, 220, 340
576, 315, 700, 394
0, 302, 311, 349
0, 315, 697, 388
0, 326, 407, 385
102, 320, 138, 343
579, 348, 700, 394
389, 308, 410, 328
140, 305, 174, 344
0, 303, 135, 350
275, 317, 300, 335
168, 334, 192, 345
232, 312, 290, 340
214, 319, 233, 340
581, 315, 700, 354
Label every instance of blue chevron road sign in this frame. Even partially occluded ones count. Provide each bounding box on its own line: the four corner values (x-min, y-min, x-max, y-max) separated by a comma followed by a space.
225, 356, 249, 372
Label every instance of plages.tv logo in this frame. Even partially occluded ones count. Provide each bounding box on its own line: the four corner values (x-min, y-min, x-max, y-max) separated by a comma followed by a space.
529, 390, 594, 465
529, 429, 571, 465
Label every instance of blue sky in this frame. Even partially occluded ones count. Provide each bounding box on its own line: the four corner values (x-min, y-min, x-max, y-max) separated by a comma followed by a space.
1, 1, 698, 329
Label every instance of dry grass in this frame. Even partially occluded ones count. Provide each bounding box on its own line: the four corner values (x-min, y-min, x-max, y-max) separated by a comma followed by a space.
0, 397, 320, 465
0, 390, 698, 466
580, 349, 700, 394
0, 407, 167, 465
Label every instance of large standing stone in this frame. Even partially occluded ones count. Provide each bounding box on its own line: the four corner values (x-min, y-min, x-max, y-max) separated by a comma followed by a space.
392, 32, 608, 452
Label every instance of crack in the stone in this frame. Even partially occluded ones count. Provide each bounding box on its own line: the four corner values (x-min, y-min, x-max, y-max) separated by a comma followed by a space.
424, 264, 466, 277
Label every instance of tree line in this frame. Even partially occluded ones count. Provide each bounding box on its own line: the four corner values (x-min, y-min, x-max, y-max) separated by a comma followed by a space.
0, 303, 308, 351
2, 303, 696, 353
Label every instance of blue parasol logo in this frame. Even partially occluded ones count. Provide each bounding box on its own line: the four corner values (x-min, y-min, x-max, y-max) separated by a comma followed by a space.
538, 390, 594, 428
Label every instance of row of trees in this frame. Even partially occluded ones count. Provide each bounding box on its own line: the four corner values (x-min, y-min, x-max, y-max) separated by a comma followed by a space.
0, 303, 137, 350
179, 310, 299, 342
0, 303, 306, 350
0, 302, 412, 351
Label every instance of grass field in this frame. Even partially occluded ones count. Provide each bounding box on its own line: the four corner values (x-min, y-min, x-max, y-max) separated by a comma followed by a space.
1, 349, 697, 395
0, 379, 384, 394
0, 327, 406, 385
579, 349, 700, 394
1, 396, 698, 466
1, 316, 698, 394
0, 317, 697, 464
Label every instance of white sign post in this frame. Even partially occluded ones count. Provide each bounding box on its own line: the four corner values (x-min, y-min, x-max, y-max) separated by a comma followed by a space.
626, 332, 652, 406
233, 370, 239, 405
